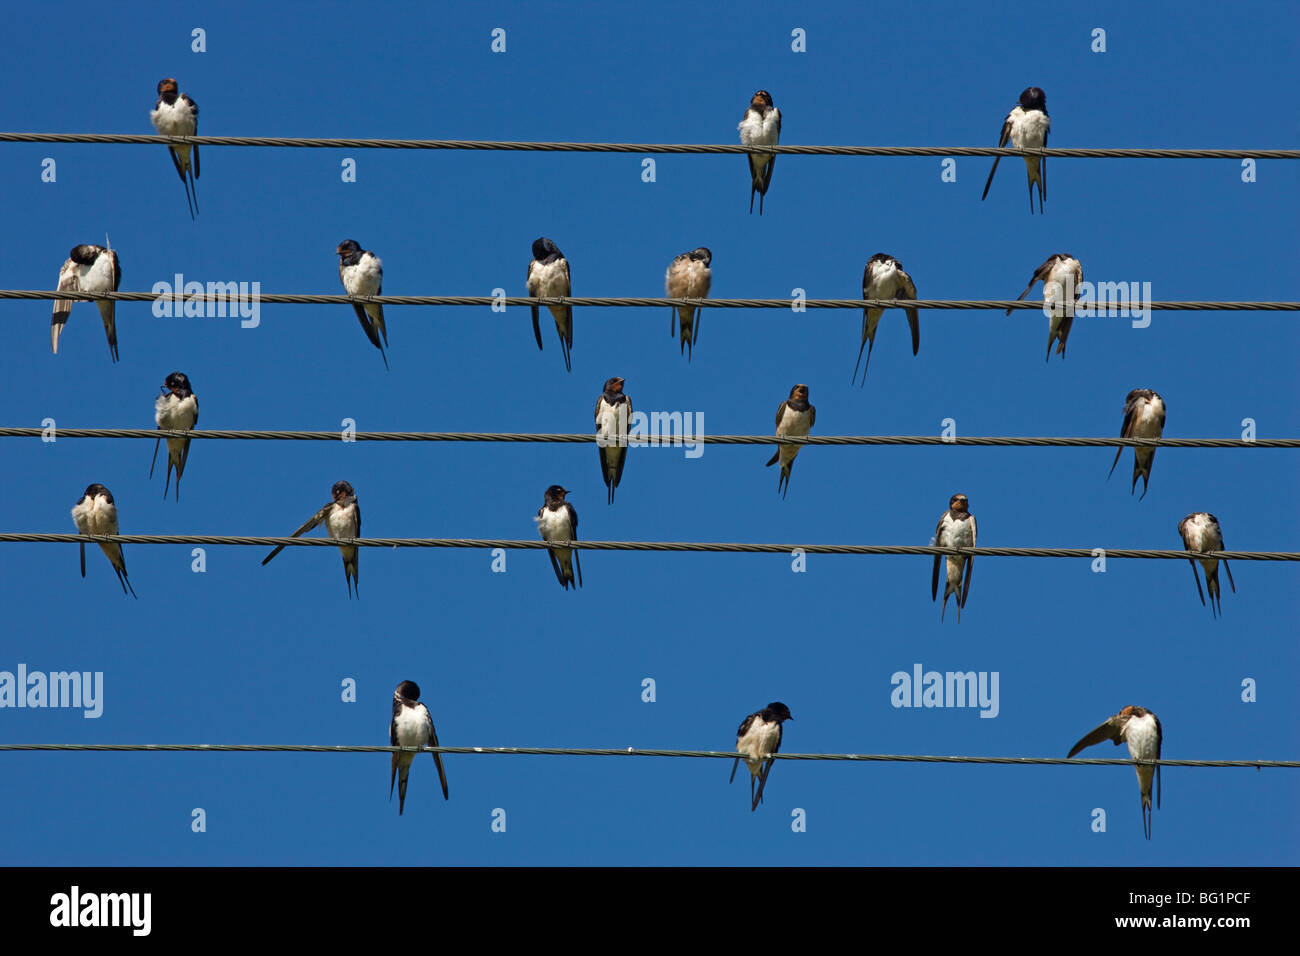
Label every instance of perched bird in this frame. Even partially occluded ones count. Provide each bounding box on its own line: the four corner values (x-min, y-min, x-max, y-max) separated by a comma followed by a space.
51, 244, 121, 362
527, 238, 573, 372
149, 78, 200, 219
738, 90, 781, 214
729, 702, 793, 811
856, 253, 919, 385
981, 86, 1050, 213
665, 248, 712, 360
1008, 253, 1082, 361
336, 239, 389, 369
932, 493, 976, 622
389, 680, 449, 815
261, 480, 362, 598
534, 485, 581, 590
71, 483, 136, 598
1068, 705, 1162, 840
594, 377, 633, 504
150, 371, 199, 501
1107, 389, 1166, 499
765, 384, 816, 499
1178, 512, 1236, 618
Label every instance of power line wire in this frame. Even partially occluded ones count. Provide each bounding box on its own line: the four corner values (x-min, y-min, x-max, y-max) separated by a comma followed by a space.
0, 743, 1294, 768
2, 290, 1296, 311
1, 427, 1293, 448
2, 534, 1296, 560
0, 133, 1296, 159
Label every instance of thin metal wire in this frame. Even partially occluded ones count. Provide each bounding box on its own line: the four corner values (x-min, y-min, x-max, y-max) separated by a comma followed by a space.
1, 533, 1295, 560
2, 290, 1296, 311
0, 133, 1296, 159
1, 427, 1294, 449
0, 743, 1294, 768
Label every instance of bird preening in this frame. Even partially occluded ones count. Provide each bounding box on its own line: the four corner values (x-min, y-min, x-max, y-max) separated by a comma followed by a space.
150, 371, 199, 501
337, 239, 390, 369
52, 243, 121, 362
71, 483, 136, 598
1068, 705, 1162, 840
261, 480, 363, 598
666, 248, 712, 361
390, 680, 449, 815
527, 237, 574, 372
1178, 512, 1236, 618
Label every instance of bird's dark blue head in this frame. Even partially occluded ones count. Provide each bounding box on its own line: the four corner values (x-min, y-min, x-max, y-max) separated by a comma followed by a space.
543, 484, 570, 505
691, 247, 713, 266
336, 239, 363, 260
602, 376, 625, 395
1019, 87, 1046, 111
395, 680, 421, 702
163, 371, 192, 397
80, 482, 112, 503
532, 237, 562, 261
764, 702, 793, 722
331, 480, 357, 504
157, 77, 179, 99
949, 493, 969, 512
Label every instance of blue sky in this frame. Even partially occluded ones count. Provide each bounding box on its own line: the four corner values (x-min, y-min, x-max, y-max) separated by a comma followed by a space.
0, 0, 1296, 865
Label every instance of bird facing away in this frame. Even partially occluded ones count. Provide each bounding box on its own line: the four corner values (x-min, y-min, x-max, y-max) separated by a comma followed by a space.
149, 78, 200, 219
535, 484, 582, 590
1068, 705, 1162, 840
665, 248, 712, 361
595, 377, 633, 504
932, 493, 976, 622
261, 480, 362, 598
52, 244, 121, 362
389, 680, 449, 815
1107, 389, 1166, 499
71, 483, 136, 598
337, 239, 389, 369
150, 371, 199, 501
856, 253, 919, 385
765, 384, 816, 499
527, 237, 573, 372
729, 702, 793, 811
981, 86, 1049, 213
1178, 512, 1236, 618
738, 90, 781, 214
1008, 253, 1082, 361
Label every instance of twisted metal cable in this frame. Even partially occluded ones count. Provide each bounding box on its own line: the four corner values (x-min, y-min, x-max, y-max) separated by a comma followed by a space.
0, 743, 1294, 768
1, 290, 1296, 311
1, 533, 1295, 560
0, 427, 1294, 448
0, 133, 1296, 159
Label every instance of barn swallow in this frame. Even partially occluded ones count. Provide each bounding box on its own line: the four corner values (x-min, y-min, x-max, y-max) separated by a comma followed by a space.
51, 244, 121, 362
855, 254, 919, 385
1008, 253, 1082, 361
534, 485, 581, 590
765, 384, 815, 499
594, 377, 633, 504
738, 90, 781, 214
337, 239, 389, 369
665, 248, 712, 360
1178, 512, 1236, 618
149, 78, 200, 219
981, 86, 1050, 213
932, 493, 976, 622
389, 679, 449, 815
527, 238, 573, 372
1107, 389, 1166, 499
729, 702, 793, 811
261, 480, 362, 598
71, 483, 136, 598
1068, 705, 1162, 840
149, 371, 199, 501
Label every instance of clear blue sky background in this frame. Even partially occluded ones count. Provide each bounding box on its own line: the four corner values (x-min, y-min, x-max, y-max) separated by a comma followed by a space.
0, 0, 1295, 865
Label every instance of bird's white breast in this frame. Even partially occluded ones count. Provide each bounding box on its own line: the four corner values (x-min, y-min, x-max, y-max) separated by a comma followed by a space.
777, 405, 813, 438
72, 495, 118, 534
739, 109, 780, 146
536, 507, 572, 541
1132, 398, 1164, 438
78, 254, 116, 295
155, 393, 198, 429
1182, 514, 1220, 551
150, 98, 196, 135
528, 259, 569, 297
326, 503, 359, 538
1124, 715, 1160, 760
341, 254, 383, 296
1011, 109, 1050, 148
